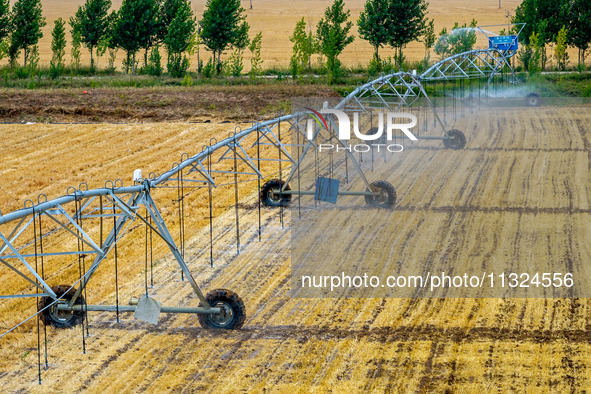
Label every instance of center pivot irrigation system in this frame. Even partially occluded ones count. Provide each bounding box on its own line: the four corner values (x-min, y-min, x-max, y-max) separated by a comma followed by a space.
0, 26, 527, 354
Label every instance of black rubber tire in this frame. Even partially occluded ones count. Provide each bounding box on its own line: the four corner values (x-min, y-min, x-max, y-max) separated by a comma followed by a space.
364, 180, 396, 208
39, 285, 84, 329
525, 93, 541, 107
198, 289, 246, 330
443, 129, 466, 150
260, 179, 291, 207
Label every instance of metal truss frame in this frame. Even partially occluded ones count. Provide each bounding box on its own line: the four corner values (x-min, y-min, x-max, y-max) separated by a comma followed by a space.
338, 47, 518, 136
0, 42, 519, 316
0, 111, 376, 307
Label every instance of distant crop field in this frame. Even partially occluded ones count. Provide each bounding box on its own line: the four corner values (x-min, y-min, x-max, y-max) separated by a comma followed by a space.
0, 103, 590, 391
25, 0, 523, 69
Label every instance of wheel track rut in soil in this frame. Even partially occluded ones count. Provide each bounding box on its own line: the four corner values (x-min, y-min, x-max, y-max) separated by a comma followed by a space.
84, 322, 591, 345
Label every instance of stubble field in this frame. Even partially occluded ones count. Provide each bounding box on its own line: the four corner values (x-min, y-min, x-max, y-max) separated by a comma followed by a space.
0, 102, 590, 391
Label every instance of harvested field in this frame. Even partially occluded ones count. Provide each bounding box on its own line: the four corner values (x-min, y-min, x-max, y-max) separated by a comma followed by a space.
0, 103, 590, 391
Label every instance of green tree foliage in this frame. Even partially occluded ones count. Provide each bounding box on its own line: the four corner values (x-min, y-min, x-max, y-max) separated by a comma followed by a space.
387, 0, 428, 67
566, 0, 591, 66
69, 18, 82, 70
72, 0, 111, 71
113, 0, 160, 73
0, 0, 8, 60
163, 1, 195, 54
304, 27, 316, 70
554, 25, 569, 70
202, 56, 214, 77
159, 0, 186, 40
186, 30, 201, 72
50, 18, 66, 77
99, 11, 118, 72
529, 31, 542, 74
200, 0, 249, 74
27, 44, 39, 72
513, 0, 564, 69
316, 0, 354, 83
248, 32, 263, 78
358, 0, 427, 68
433, 27, 448, 59
514, 0, 563, 45
433, 19, 478, 59
227, 28, 249, 77
290, 18, 316, 77
358, 0, 391, 61
518, 30, 542, 73
9, 0, 46, 67
423, 19, 436, 64
140, 0, 160, 67
228, 48, 243, 77
147, 45, 163, 76
0, 0, 9, 42
163, 0, 195, 77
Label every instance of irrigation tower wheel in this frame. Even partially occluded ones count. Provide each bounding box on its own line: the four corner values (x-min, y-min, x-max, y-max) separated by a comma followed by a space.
260, 179, 292, 207
443, 129, 466, 150
364, 181, 396, 208
198, 289, 246, 330
39, 285, 85, 329
525, 93, 541, 107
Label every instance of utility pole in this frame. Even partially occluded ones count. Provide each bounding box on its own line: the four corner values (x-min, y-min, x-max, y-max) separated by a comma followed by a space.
250, 0, 253, 9
505, 10, 514, 68
505, 10, 511, 33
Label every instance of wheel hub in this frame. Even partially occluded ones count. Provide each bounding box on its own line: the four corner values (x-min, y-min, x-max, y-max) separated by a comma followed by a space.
49, 302, 75, 322
209, 301, 234, 326
269, 187, 282, 202
370, 188, 386, 203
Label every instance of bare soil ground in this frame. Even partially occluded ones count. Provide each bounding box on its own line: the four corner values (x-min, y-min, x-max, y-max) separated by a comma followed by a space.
0, 85, 338, 123
0, 104, 590, 391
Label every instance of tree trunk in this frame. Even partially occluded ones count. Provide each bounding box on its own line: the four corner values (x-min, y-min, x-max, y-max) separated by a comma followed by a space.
24, 47, 28, 67
126, 52, 130, 74
216, 50, 222, 74
90, 46, 94, 72
145, 48, 149, 68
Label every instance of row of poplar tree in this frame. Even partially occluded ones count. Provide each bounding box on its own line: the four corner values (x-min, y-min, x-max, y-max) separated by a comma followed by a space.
289, 0, 590, 80
0, 0, 261, 78
513, 0, 590, 71
289, 0, 471, 81
0, 0, 588, 79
